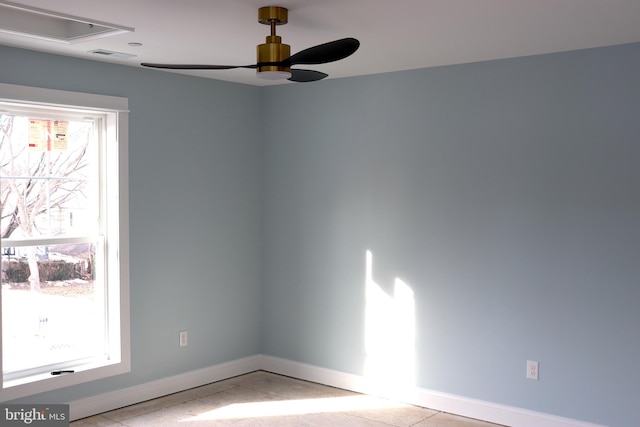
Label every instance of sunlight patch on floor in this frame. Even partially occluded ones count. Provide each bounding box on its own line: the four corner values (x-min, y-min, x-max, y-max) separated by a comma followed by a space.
179, 395, 406, 421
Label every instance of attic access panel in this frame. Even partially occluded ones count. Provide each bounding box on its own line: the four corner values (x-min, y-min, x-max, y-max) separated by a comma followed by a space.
0, 1, 133, 43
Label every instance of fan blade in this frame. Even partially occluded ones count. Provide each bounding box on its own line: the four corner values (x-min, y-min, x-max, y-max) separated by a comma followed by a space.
141, 63, 257, 70
285, 38, 360, 66
288, 69, 328, 83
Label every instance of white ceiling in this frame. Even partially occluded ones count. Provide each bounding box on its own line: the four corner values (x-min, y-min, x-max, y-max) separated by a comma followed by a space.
2, 0, 640, 86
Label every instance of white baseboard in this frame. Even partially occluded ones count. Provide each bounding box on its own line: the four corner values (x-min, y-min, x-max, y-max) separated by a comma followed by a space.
70, 354, 262, 421
70, 354, 607, 427
259, 355, 607, 427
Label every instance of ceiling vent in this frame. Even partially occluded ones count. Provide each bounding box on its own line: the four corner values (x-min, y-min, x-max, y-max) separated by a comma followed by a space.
0, 1, 133, 44
88, 49, 136, 59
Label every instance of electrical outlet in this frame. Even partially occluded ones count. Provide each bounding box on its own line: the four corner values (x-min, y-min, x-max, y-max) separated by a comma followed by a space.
179, 331, 188, 347
526, 360, 539, 380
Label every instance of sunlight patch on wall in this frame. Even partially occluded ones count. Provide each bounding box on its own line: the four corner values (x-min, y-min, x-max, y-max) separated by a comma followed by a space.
364, 250, 416, 398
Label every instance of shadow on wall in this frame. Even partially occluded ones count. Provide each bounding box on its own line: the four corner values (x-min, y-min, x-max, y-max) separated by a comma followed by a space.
364, 250, 416, 399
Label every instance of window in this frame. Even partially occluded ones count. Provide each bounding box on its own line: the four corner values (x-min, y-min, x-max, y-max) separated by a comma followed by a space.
0, 83, 129, 400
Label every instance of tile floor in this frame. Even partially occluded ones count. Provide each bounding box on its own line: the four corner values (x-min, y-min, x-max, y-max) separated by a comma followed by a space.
71, 371, 507, 426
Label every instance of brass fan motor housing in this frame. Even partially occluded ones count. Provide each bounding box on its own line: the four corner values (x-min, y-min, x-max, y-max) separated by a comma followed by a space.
257, 6, 291, 74
257, 36, 290, 73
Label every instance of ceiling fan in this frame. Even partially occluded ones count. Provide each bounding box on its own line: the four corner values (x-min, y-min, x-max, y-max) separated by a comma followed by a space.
141, 6, 360, 83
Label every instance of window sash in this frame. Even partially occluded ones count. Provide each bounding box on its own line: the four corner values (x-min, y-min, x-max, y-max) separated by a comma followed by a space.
1, 236, 100, 248
1, 107, 108, 384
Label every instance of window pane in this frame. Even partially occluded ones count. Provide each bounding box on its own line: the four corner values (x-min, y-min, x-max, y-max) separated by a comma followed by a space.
0, 114, 99, 239
2, 242, 104, 377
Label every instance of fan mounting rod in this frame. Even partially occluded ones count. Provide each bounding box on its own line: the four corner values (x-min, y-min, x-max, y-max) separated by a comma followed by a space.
257, 6, 291, 79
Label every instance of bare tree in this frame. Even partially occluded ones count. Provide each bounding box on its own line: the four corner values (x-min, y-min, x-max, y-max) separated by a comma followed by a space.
1, 114, 91, 291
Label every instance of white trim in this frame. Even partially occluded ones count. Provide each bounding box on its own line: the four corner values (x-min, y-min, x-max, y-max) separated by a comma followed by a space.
70, 355, 262, 421
0, 83, 129, 112
70, 355, 607, 427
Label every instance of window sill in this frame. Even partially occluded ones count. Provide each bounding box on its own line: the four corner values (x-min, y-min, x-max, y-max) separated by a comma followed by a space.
1, 358, 130, 401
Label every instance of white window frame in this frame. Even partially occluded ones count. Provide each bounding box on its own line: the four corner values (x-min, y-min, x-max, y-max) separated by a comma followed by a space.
0, 83, 130, 400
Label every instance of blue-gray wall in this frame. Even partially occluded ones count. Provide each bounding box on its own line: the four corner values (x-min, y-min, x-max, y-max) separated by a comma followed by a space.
0, 45, 262, 402
2, 41, 639, 427
261, 43, 640, 427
